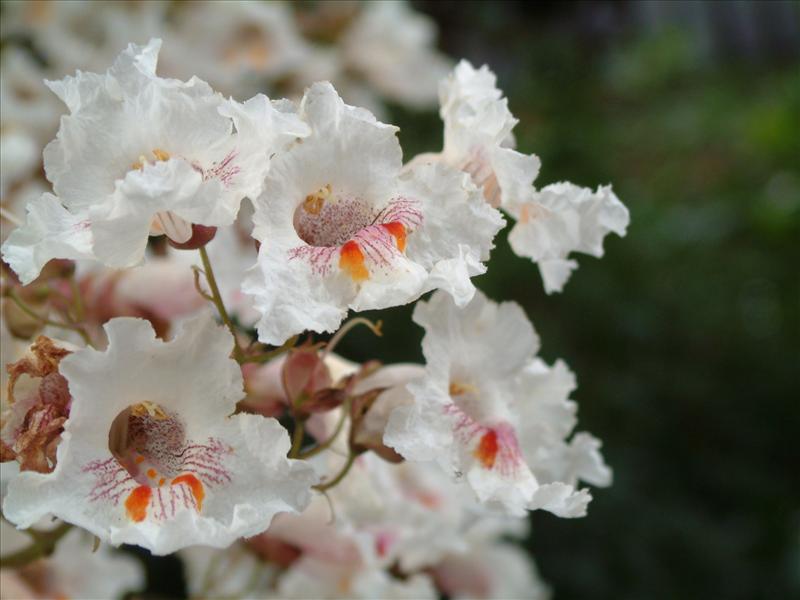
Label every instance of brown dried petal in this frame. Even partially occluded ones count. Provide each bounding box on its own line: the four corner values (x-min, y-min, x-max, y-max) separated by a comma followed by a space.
6, 336, 71, 405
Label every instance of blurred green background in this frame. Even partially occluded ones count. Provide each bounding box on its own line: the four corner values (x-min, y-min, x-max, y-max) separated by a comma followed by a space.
337, 2, 800, 598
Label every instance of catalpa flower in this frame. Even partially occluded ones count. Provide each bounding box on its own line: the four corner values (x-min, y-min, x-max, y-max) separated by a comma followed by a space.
419, 60, 629, 293
435, 60, 540, 210
432, 518, 550, 600
162, 0, 311, 97
506, 181, 630, 293
340, 1, 452, 110
2, 38, 307, 284
244, 82, 504, 345
2, 314, 316, 554
385, 290, 611, 517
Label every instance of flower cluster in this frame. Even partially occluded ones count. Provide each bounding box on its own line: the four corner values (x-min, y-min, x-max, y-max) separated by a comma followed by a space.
1, 9, 628, 599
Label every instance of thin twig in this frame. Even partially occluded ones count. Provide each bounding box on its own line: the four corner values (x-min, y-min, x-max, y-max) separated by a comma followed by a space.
191, 266, 214, 302
323, 317, 382, 358
314, 451, 356, 492
0, 522, 72, 567
298, 400, 350, 460
239, 335, 299, 364
197, 247, 243, 361
289, 420, 305, 458
7, 289, 92, 347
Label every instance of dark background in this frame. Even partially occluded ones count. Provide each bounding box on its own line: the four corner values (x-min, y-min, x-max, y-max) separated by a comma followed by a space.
335, 1, 800, 599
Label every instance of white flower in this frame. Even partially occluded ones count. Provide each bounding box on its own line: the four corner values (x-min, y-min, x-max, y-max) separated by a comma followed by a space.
2, 193, 94, 285
435, 60, 541, 210
507, 182, 630, 293
385, 290, 611, 517
433, 519, 551, 600
422, 60, 630, 293
2, 38, 306, 283
341, 1, 452, 110
161, 1, 311, 97
182, 543, 279, 600
2, 314, 316, 555
244, 82, 504, 345
2, 0, 167, 78
267, 501, 439, 600
277, 554, 438, 600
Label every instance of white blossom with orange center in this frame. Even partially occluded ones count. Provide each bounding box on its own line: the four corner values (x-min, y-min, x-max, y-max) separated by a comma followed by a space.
384, 290, 612, 517
243, 82, 504, 345
1, 38, 308, 284
1, 314, 316, 555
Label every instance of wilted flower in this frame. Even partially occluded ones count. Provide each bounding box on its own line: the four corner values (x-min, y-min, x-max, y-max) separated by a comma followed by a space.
1, 336, 73, 473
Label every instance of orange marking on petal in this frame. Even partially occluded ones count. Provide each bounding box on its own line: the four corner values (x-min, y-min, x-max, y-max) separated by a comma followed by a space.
172, 474, 205, 512
382, 221, 407, 253
339, 241, 369, 282
124, 485, 152, 522
474, 430, 499, 469
146, 468, 157, 479
158, 478, 165, 487
134, 456, 145, 464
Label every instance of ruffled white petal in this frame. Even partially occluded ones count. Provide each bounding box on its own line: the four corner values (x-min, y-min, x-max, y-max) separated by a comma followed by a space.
508, 182, 630, 293
1, 38, 295, 280
2, 314, 316, 555
246, 83, 502, 345
1, 193, 94, 284
385, 290, 607, 517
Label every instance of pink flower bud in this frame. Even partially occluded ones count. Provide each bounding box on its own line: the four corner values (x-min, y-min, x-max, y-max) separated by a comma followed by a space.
167, 224, 218, 250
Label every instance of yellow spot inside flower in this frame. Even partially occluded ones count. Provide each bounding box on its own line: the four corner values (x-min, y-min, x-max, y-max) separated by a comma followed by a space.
303, 184, 331, 215
146, 468, 157, 479
339, 240, 369, 282
172, 473, 205, 512
382, 221, 407, 253
130, 401, 169, 420
131, 148, 171, 171
449, 381, 478, 396
158, 478, 165, 487
124, 485, 151, 522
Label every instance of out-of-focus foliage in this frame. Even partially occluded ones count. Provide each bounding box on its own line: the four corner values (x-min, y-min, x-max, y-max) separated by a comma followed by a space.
340, 2, 800, 599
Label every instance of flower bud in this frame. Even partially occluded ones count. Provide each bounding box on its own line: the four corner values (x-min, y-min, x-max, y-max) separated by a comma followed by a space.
167, 224, 218, 250
281, 345, 332, 410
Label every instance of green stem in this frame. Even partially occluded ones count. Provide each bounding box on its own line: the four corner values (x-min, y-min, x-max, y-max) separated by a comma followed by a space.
7, 290, 92, 347
0, 522, 72, 567
198, 246, 243, 362
289, 420, 305, 458
314, 452, 357, 492
298, 400, 350, 460
323, 317, 382, 358
239, 335, 299, 364
69, 276, 84, 322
